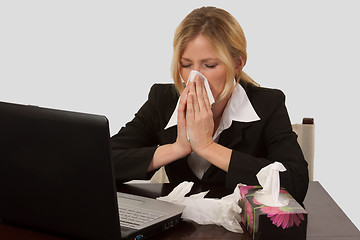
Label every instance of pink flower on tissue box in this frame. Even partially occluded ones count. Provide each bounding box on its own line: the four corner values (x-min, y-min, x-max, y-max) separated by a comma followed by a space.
239, 185, 307, 240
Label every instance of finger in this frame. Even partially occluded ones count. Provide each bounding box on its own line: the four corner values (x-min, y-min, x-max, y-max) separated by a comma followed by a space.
179, 84, 191, 114
189, 81, 199, 114
177, 86, 190, 134
177, 96, 186, 127
186, 88, 195, 122
179, 86, 189, 111
194, 77, 208, 112
202, 82, 211, 112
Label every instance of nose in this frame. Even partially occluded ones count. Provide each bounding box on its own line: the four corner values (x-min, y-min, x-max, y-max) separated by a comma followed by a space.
190, 66, 206, 79
193, 64, 201, 72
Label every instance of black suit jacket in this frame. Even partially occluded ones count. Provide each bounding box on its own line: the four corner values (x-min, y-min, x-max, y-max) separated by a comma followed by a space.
110, 83, 309, 203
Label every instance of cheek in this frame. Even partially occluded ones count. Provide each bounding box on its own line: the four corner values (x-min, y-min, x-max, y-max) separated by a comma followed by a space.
206, 70, 227, 96
180, 69, 191, 83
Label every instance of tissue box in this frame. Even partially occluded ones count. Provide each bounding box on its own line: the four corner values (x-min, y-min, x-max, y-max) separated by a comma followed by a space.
239, 186, 307, 240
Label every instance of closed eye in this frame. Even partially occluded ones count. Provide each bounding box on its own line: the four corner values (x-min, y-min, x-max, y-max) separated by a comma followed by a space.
205, 64, 218, 69
181, 63, 192, 68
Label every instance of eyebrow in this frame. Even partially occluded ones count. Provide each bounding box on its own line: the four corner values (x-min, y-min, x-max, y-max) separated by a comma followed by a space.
181, 57, 219, 62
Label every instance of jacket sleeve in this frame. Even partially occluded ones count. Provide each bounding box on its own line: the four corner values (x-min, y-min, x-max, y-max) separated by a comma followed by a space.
226, 89, 309, 203
110, 85, 162, 183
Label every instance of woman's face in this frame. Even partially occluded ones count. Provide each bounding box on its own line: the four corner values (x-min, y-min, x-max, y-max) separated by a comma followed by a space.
180, 34, 228, 100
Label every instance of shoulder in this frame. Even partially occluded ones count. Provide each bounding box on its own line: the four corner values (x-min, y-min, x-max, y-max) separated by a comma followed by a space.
146, 83, 179, 118
148, 83, 179, 100
242, 84, 287, 117
244, 84, 285, 106
244, 84, 285, 101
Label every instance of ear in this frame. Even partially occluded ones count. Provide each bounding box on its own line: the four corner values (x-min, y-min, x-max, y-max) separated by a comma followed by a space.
233, 56, 245, 75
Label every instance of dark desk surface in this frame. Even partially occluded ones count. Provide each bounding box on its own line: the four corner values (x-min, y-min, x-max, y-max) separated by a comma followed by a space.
0, 181, 359, 240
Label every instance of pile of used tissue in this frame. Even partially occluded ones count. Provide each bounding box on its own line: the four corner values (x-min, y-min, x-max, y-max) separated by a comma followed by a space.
157, 181, 243, 233
157, 162, 289, 233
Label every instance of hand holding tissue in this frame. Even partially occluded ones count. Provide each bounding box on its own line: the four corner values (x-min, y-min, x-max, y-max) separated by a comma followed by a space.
187, 70, 215, 105
164, 70, 215, 130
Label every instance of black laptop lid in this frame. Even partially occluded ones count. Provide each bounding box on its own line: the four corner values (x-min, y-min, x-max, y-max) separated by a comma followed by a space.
0, 101, 122, 239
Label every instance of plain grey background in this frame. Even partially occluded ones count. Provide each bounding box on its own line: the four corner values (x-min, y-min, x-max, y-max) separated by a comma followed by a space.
1, 1, 359, 230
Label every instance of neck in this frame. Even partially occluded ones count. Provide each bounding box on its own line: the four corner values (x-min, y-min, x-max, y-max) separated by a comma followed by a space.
212, 94, 231, 130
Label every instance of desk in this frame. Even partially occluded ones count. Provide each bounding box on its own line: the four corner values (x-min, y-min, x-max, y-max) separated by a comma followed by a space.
0, 181, 359, 239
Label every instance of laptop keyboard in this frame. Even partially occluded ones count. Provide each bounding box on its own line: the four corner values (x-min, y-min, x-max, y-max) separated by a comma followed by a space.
118, 204, 165, 229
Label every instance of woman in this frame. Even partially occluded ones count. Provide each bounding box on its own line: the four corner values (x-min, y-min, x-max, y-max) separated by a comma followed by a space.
111, 6, 309, 203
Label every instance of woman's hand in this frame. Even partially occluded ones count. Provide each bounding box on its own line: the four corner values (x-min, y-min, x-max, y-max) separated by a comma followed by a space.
158, 76, 230, 173
148, 84, 193, 172
173, 83, 192, 158
186, 76, 215, 154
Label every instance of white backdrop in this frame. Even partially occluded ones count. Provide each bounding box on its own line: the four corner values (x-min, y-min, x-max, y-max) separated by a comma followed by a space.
1, 1, 359, 230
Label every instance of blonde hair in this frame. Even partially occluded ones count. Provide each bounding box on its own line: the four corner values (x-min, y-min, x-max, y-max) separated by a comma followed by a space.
171, 7, 258, 101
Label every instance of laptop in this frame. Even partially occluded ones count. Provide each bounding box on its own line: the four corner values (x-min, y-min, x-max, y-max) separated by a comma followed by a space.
0, 101, 184, 240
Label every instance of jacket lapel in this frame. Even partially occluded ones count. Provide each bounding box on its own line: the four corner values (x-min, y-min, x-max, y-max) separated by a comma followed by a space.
218, 121, 253, 148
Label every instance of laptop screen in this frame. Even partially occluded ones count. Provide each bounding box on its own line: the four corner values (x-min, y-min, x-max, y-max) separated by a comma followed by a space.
0, 101, 122, 239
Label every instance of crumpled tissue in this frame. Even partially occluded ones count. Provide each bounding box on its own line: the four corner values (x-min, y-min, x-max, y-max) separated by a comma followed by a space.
157, 181, 243, 233
253, 161, 290, 207
186, 70, 215, 105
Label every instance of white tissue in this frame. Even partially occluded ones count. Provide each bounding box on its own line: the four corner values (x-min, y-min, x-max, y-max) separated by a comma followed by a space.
187, 70, 215, 105
157, 181, 243, 233
253, 162, 290, 207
